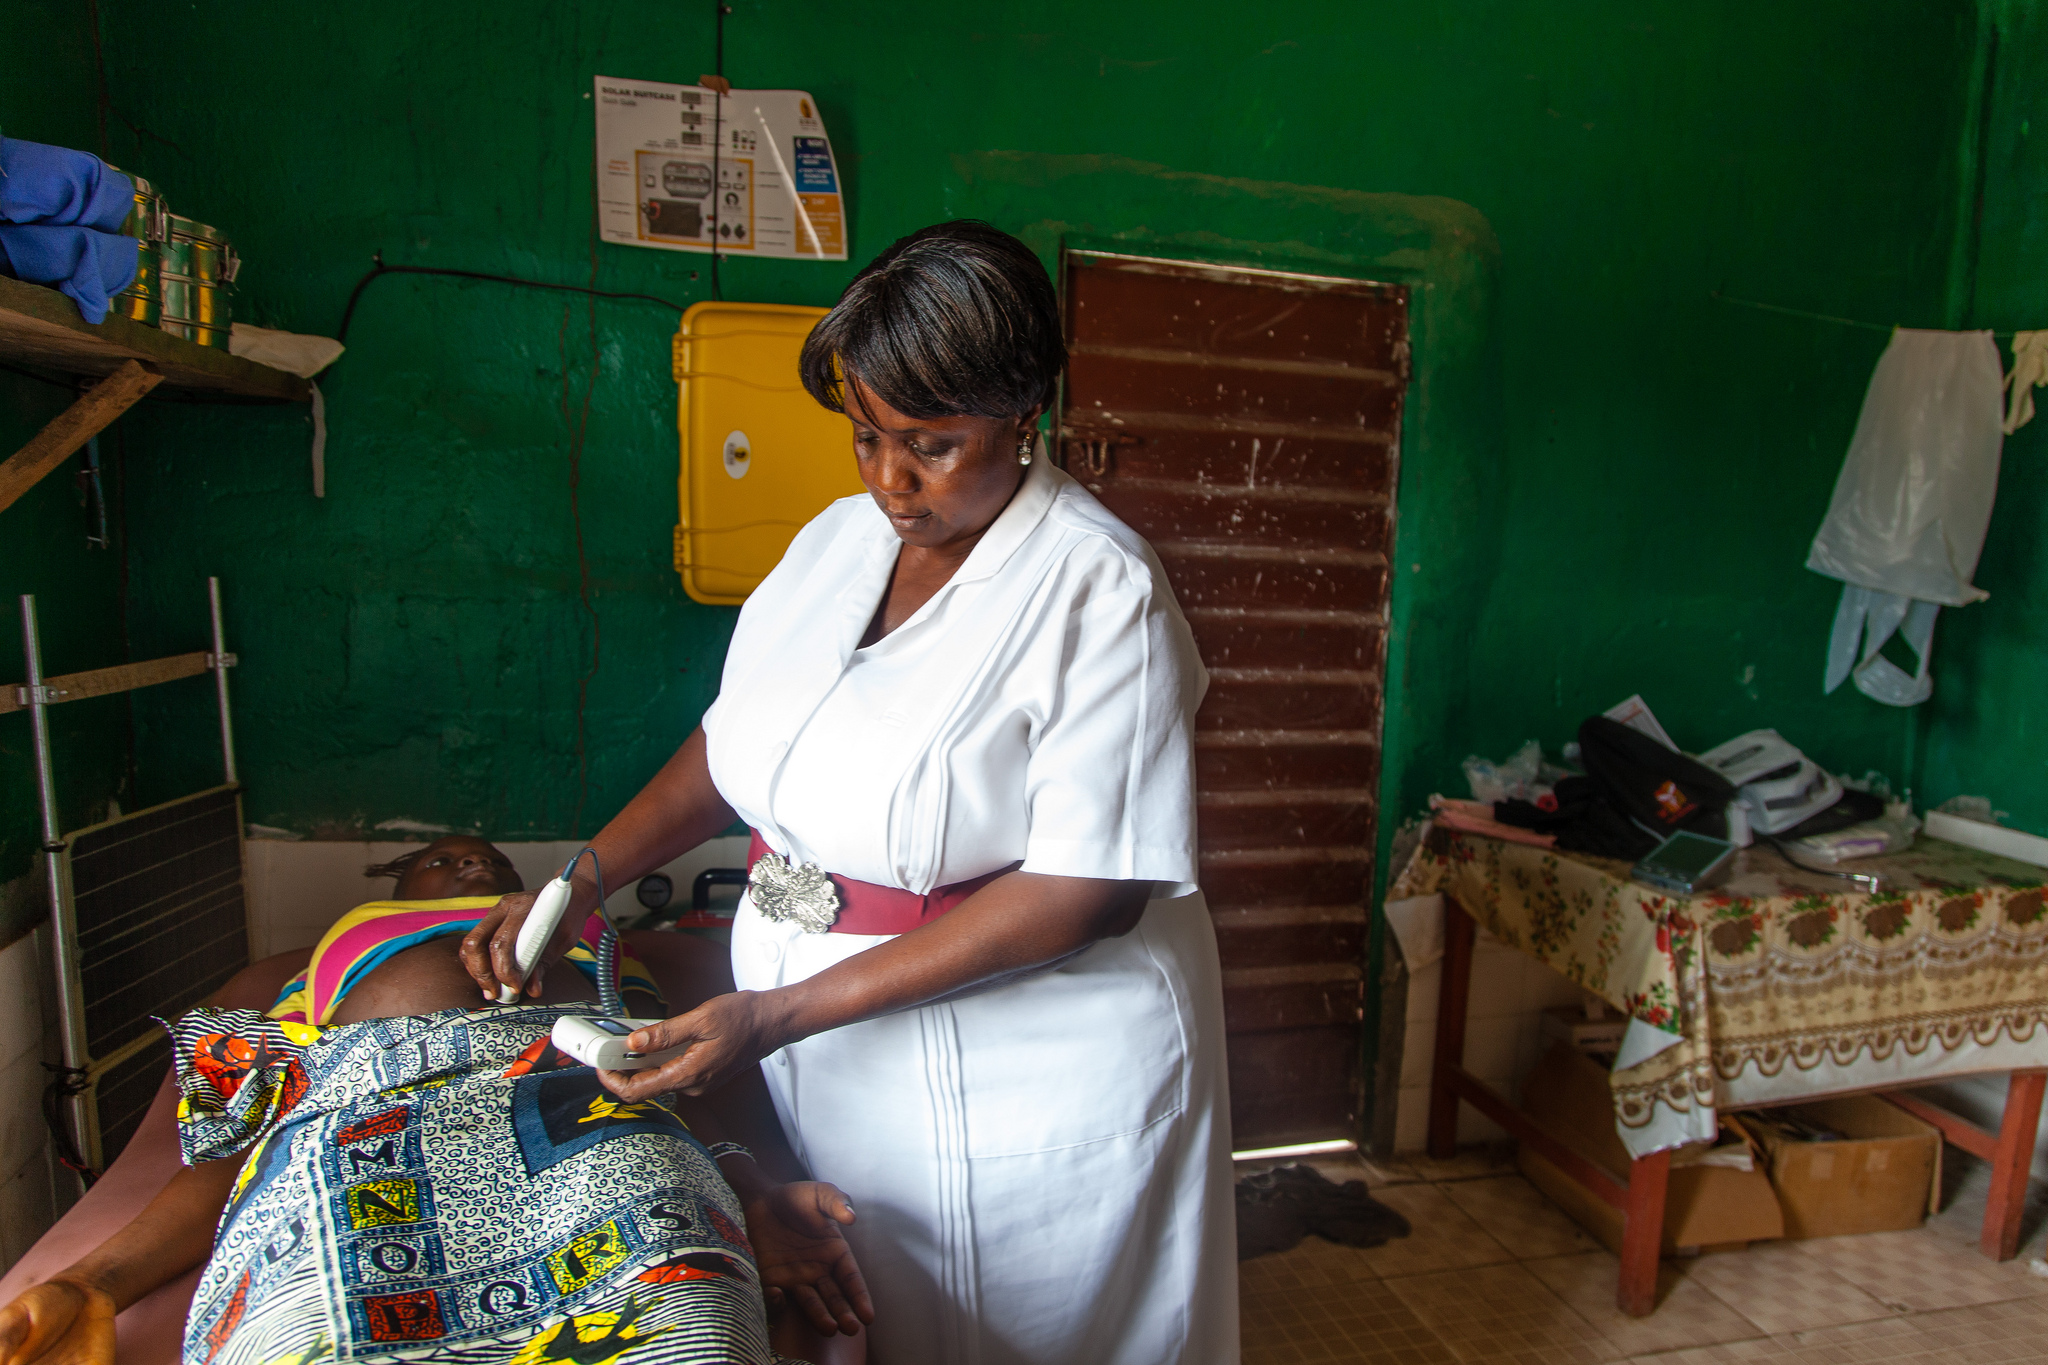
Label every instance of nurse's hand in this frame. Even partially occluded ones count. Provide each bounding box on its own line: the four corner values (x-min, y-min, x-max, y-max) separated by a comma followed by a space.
460, 882, 598, 1002
598, 991, 786, 1100
744, 1182, 873, 1336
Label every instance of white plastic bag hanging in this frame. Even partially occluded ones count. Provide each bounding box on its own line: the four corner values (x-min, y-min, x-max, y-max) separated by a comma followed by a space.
1807, 328, 2004, 705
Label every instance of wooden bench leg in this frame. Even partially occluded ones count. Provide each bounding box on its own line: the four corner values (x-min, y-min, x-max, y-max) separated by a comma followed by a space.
1617, 1149, 1670, 1316
1427, 899, 1475, 1160
1983, 1069, 2046, 1261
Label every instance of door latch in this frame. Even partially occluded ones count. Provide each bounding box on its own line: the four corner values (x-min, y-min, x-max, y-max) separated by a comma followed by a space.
1062, 428, 1141, 478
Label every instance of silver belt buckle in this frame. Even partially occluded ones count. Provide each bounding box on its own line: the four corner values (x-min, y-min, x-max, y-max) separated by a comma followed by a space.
749, 850, 841, 934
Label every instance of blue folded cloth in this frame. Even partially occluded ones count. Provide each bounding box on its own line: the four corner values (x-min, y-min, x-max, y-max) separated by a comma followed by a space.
0, 137, 141, 321
1, 136, 135, 229
0, 226, 139, 323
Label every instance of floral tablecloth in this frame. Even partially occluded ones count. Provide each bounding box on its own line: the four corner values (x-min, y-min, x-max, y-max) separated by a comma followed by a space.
1390, 826, 2048, 1157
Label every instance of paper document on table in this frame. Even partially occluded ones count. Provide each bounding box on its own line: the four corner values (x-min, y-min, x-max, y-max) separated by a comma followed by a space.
594, 75, 847, 261
1603, 694, 1677, 751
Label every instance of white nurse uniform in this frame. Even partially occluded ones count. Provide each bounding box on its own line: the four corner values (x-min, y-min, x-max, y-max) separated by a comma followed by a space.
701, 455, 1238, 1365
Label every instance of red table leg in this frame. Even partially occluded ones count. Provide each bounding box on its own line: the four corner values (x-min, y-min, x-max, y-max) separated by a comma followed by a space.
1983, 1069, 2046, 1261
1427, 899, 1476, 1160
1617, 1149, 1671, 1316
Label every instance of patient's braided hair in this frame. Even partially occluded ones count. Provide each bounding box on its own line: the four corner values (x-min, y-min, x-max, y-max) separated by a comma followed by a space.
365, 848, 425, 881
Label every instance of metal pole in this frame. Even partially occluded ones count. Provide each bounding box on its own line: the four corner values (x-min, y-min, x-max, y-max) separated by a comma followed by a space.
20, 596, 93, 1179
208, 577, 239, 785
21, 597, 60, 853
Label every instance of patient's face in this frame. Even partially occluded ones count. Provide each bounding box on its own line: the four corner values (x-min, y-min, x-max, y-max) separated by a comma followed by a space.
395, 838, 523, 900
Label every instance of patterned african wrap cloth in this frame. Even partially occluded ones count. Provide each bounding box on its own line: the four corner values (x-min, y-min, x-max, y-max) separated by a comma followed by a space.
166, 1005, 795, 1365
1390, 826, 2048, 1158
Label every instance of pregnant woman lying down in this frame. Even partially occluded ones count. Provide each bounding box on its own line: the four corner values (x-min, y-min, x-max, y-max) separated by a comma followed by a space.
0, 836, 869, 1365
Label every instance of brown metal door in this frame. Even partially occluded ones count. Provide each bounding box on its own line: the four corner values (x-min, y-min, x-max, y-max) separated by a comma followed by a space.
1059, 251, 1409, 1149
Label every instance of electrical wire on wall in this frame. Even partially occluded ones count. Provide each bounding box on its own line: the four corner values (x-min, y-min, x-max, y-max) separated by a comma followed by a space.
308, 1, 736, 837
1710, 290, 2021, 339
334, 256, 686, 344
330, 254, 686, 835
707, 0, 732, 301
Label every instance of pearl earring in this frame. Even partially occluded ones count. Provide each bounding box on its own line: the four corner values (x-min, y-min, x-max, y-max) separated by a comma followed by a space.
1018, 438, 1034, 466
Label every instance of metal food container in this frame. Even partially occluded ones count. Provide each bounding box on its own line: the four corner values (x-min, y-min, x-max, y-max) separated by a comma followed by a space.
159, 214, 239, 347
110, 168, 168, 327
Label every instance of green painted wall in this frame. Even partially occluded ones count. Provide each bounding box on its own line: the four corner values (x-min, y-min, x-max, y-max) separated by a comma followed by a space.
1919, 0, 2048, 836
0, 3, 136, 944
78, 1, 1979, 853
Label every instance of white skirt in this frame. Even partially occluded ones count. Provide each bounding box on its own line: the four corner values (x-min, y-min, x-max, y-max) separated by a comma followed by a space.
730, 890, 1239, 1365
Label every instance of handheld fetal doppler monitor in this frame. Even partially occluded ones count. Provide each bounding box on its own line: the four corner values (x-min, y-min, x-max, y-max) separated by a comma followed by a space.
504, 850, 689, 1072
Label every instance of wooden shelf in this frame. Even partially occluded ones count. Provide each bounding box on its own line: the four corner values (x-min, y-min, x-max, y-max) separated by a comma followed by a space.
0, 275, 310, 404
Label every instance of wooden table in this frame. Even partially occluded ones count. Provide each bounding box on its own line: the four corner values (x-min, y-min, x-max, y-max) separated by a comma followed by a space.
1398, 829, 2048, 1316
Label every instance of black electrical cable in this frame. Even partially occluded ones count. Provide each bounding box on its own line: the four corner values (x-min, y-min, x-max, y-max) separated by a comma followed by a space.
42, 1063, 98, 1187
333, 254, 688, 346
560, 846, 624, 1015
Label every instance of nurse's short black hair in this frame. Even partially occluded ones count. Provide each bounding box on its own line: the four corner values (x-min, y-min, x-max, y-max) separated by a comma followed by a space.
799, 219, 1066, 421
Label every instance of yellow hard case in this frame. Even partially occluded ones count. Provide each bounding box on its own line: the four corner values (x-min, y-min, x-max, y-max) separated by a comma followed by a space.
672, 301, 862, 605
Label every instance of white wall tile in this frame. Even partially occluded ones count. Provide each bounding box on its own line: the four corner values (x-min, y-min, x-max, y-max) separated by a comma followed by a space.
0, 1144, 55, 1273
1400, 1010, 1436, 1083
1394, 1087, 1429, 1151
244, 840, 373, 957
0, 1039, 58, 1275
0, 934, 43, 1074
1406, 959, 1440, 1025
1390, 1084, 1510, 1149
1460, 1017, 1525, 1081
1527, 965, 1597, 1012
0, 1045, 48, 1177
1467, 940, 1533, 1019
1391, 932, 1602, 1153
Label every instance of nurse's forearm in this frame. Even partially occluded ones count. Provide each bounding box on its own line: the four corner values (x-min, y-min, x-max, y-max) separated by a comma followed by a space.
768, 871, 1150, 1039
465, 728, 737, 997
605, 872, 1152, 1101
583, 727, 739, 888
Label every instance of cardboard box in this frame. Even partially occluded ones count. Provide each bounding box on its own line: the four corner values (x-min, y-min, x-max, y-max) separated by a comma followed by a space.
1517, 1043, 1784, 1255
1539, 1002, 1628, 1056
1745, 1096, 1941, 1239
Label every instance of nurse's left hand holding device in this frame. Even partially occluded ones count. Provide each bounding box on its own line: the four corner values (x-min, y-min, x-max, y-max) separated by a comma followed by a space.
497, 865, 574, 1003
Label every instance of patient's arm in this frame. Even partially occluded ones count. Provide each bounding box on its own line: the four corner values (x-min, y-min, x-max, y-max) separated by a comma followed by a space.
0, 948, 309, 1365
0, 1155, 244, 1365
2, 935, 867, 1365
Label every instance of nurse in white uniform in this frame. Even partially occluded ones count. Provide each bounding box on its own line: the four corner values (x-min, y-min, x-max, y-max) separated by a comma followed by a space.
470, 221, 1238, 1365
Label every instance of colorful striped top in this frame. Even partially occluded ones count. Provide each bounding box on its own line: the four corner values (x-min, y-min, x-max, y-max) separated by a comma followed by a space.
267, 897, 660, 1025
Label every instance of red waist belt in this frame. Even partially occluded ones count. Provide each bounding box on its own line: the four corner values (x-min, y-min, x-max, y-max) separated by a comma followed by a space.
745, 830, 1017, 935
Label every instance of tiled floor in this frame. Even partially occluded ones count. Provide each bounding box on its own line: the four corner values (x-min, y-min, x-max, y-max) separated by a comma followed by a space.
1238, 1147, 2048, 1364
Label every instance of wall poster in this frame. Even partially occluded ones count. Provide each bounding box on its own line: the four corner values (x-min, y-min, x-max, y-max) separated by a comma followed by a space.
594, 75, 846, 261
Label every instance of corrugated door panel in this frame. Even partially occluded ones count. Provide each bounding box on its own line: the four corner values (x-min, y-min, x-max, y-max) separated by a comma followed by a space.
1062, 251, 1407, 1148
1065, 266, 1408, 372
1107, 430, 1396, 493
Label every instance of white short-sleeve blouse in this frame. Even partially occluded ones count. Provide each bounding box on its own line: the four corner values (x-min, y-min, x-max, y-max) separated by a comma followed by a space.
701, 455, 1207, 899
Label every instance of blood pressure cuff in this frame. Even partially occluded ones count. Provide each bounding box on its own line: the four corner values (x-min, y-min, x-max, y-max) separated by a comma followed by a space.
1577, 716, 1734, 841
